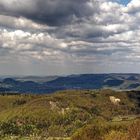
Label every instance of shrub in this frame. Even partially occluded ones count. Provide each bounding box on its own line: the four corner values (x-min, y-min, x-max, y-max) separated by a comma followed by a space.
72, 124, 103, 140
104, 130, 128, 140
0, 121, 20, 135
13, 99, 27, 106
0, 119, 38, 136
128, 120, 140, 140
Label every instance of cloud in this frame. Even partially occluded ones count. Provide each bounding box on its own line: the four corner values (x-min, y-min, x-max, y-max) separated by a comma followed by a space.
125, 0, 140, 13
0, 15, 49, 31
0, 0, 97, 26
0, 0, 140, 75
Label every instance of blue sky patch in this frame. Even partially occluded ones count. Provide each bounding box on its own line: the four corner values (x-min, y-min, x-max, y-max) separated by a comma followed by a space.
114, 0, 131, 5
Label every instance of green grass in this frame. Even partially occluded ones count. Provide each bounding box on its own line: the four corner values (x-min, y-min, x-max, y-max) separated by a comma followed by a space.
0, 89, 139, 139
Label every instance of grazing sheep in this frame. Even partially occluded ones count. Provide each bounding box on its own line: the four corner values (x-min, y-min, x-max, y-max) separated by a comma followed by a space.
49, 101, 58, 110
110, 96, 121, 105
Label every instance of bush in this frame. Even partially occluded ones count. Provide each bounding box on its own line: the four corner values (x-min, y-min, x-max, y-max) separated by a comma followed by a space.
72, 124, 103, 140
0, 121, 20, 135
104, 130, 128, 140
0, 119, 38, 136
128, 120, 140, 140
48, 125, 66, 137
13, 99, 27, 106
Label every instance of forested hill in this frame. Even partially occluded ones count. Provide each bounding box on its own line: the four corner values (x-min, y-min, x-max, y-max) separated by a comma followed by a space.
1, 74, 140, 94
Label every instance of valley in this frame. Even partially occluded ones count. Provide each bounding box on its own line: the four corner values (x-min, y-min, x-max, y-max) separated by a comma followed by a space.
1, 74, 140, 94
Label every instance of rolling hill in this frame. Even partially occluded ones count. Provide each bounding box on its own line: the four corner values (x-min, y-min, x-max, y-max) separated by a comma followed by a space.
1, 74, 140, 94
0, 89, 139, 139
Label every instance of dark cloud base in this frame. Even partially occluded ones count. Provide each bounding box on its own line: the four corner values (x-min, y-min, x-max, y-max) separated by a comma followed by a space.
0, 0, 140, 75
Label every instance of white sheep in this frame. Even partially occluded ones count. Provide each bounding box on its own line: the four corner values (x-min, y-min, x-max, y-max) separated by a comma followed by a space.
110, 96, 121, 105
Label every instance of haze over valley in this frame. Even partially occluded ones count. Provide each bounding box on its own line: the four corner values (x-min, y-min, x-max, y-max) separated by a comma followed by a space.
0, 0, 140, 139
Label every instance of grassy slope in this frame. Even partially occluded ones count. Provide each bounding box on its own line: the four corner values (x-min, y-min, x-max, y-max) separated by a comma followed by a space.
0, 89, 139, 139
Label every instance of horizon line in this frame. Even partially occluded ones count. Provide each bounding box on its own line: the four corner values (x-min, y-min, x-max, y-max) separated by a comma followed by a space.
1, 72, 140, 77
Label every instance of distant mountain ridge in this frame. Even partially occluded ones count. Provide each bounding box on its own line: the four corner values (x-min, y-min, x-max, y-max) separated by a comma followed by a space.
0, 74, 140, 94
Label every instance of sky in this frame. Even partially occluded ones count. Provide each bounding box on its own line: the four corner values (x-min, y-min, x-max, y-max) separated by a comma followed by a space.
0, 0, 140, 75
116, 0, 131, 5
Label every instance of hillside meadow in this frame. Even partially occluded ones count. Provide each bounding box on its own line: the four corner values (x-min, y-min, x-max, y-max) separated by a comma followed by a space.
0, 89, 139, 140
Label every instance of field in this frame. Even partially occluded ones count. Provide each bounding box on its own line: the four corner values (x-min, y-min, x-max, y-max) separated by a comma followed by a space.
0, 89, 139, 140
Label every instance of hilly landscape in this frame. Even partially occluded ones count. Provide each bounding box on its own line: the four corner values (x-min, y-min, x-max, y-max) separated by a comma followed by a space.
0, 89, 139, 140
1, 0, 140, 139
1, 74, 140, 94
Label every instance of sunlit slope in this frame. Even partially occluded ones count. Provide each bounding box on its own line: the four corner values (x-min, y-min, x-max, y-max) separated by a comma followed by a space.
0, 90, 139, 140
